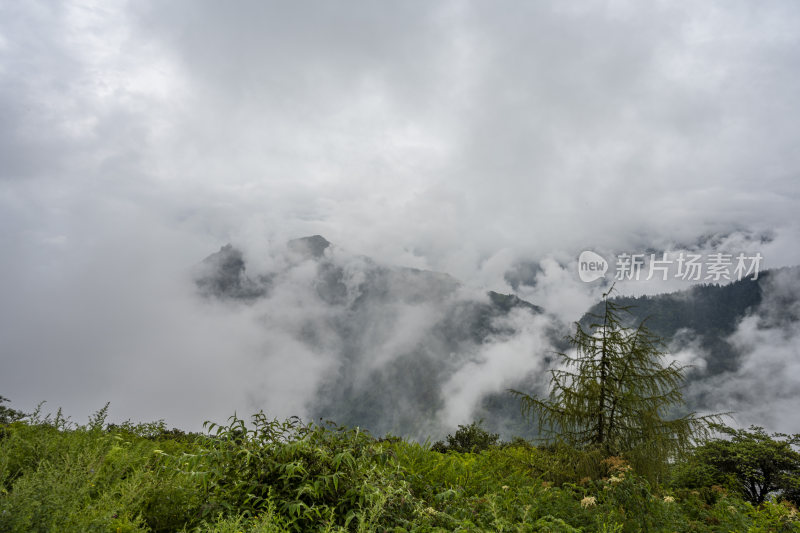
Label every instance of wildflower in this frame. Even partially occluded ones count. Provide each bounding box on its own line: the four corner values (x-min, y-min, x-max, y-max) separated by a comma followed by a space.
608, 475, 623, 485
663, 496, 675, 503
502, 485, 510, 491
602, 456, 632, 474
581, 496, 597, 508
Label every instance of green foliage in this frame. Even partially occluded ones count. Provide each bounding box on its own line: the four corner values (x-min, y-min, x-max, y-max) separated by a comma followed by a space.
0, 397, 25, 426
196, 413, 419, 531
2, 402, 798, 532
511, 290, 721, 480
431, 421, 499, 454
0, 404, 203, 533
187, 496, 294, 533
678, 424, 800, 506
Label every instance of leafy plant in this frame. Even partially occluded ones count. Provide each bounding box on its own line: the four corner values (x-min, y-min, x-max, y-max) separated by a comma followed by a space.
197, 413, 419, 531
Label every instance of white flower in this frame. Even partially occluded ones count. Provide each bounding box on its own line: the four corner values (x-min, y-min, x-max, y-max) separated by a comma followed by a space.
581, 496, 597, 508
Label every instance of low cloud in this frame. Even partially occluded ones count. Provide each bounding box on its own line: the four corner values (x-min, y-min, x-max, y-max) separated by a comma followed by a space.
438, 308, 552, 430
1, 1, 799, 436
667, 328, 709, 375
687, 268, 800, 432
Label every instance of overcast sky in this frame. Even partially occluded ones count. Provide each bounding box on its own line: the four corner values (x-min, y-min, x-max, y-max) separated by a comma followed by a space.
1, 1, 799, 429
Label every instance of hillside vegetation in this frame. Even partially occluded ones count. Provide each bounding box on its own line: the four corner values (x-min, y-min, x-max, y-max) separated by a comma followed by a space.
1, 404, 798, 532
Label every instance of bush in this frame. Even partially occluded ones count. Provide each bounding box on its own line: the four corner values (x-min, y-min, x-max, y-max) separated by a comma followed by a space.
675, 424, 800, 506
0, 396, 25, 426
196, 413, 420, 532
0, 405, 205, 533
431, 421, 499, 454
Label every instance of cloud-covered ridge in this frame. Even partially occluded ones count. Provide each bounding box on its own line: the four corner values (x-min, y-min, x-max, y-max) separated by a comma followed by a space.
193, 236, 551, 439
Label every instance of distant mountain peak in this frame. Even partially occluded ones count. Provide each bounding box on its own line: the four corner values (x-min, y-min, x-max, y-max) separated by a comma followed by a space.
195, 243, 266, 300
200, 243, 245, 276
288, 235, 331, 259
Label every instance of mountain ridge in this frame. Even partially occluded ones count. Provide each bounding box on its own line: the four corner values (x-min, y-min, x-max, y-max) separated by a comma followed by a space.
193, 236, 800, 438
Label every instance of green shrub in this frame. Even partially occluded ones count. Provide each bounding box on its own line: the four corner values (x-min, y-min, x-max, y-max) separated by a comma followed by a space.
0, 405, 205, 533
196, 413, 420, 531
674, 424, 800, 506
431, 421, 499, 454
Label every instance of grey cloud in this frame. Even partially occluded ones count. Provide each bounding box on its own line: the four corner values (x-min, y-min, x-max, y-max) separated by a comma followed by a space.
1, 1, 799, 434
687, 268, 800, 432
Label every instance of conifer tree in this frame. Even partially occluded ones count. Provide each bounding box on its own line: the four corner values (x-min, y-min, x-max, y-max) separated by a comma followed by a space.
511, 287, 720, 478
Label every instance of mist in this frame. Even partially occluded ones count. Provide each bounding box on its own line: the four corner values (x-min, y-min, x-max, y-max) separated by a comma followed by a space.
684, 267, 800, 433
1, 1, 800, 436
